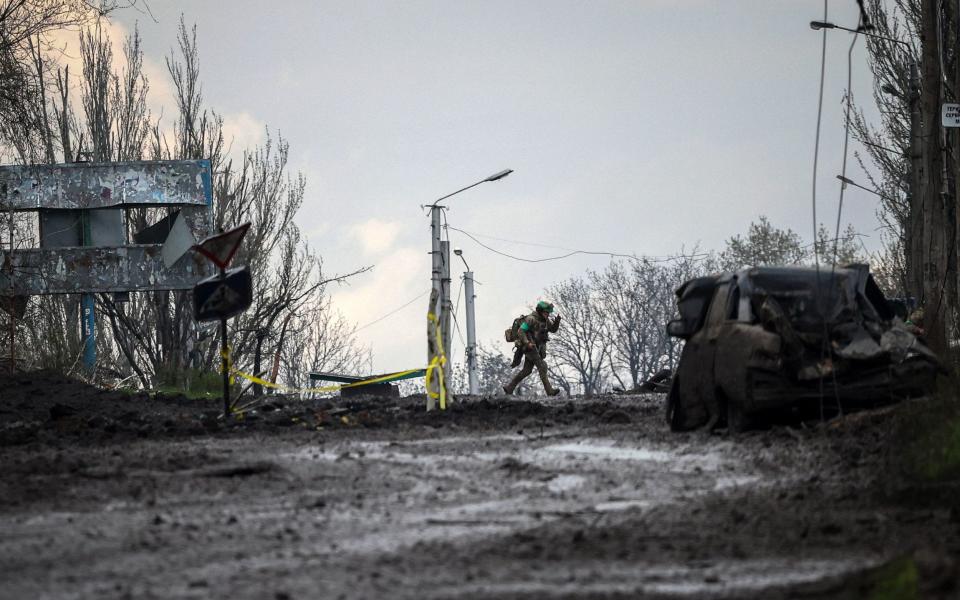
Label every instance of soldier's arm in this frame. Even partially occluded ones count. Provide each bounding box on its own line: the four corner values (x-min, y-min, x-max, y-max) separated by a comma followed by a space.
517, 319, 534, 346
548, 315, 561, 333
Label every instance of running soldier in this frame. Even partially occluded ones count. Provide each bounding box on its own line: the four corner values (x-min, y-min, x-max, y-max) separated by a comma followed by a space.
503, 300, 562, 396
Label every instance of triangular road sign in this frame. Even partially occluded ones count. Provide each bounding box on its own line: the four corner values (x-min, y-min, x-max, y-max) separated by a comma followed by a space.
192, 266, 253, 322
194, 222, 251, 270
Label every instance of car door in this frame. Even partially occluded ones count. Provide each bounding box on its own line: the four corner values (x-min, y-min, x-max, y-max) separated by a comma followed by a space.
698, 282, 733, 404
675, 282, 731, 426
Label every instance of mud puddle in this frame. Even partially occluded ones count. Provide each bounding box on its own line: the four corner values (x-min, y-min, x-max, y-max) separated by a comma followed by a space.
428, 556, 880, 599
2, 381, 957, 599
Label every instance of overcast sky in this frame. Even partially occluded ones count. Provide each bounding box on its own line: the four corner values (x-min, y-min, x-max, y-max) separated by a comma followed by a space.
111, 0, 883, 375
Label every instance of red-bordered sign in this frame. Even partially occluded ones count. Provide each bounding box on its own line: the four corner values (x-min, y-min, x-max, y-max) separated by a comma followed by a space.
194, 222, 251, 270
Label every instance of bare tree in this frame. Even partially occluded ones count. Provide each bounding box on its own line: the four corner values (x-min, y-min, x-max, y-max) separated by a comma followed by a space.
2, 15, 372, 392
591, 260, 664, 389
471, 343, 532, 396
545, 276, 610, 396
852, 0, 960, 352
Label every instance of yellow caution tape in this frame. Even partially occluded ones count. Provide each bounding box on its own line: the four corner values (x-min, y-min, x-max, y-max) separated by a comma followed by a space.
219, 305, 450, 413
229, 365, 426, 395
219, 345, 236, 386
426, 311, 447, 410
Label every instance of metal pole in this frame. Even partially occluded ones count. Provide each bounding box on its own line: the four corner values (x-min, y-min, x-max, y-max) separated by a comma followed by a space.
220, 267, 230, 418
6, 200, 13, 374
80, 210, 96, 374
463, 270, 478, 395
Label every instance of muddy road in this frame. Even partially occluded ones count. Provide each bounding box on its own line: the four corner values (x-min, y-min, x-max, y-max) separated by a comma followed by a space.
1, 373, 957, 599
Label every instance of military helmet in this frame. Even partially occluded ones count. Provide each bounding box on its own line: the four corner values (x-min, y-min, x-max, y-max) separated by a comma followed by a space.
536, 300, 554, 313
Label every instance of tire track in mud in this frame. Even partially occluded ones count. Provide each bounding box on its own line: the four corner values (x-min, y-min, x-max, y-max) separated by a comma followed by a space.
1, 390, 957, 599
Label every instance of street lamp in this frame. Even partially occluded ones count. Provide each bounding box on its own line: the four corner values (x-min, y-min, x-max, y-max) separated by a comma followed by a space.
485, 169, 513, 182
809, 20, 909, 48
813, 19, 919, 243
426, 169, 512, 407
429, 169, 513, 208
454, 248, 479, 395
836, 175, 900, 204
453, 247, 470, 270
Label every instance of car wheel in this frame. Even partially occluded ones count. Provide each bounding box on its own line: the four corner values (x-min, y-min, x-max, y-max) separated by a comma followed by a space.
726, 394, 750, 433
666, 376, 685, 432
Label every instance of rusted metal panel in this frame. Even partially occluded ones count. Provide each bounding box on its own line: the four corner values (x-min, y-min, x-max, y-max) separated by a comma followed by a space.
0, 245, 210, 294
0, 160, 213, 211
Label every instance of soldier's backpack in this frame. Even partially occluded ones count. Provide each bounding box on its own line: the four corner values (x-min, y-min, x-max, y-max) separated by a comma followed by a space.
504, 315, 527, 343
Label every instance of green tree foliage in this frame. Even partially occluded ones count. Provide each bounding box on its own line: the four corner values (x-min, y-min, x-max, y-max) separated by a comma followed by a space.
720, 216, 806, 270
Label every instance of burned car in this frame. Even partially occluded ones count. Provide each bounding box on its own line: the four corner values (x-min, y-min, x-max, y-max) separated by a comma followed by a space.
665, 265, 939, 432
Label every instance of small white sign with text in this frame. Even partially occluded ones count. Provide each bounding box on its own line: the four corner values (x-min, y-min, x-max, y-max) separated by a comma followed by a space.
942, 103, 960, 127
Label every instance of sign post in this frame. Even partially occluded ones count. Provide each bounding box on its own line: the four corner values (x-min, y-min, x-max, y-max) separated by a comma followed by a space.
0, 159, 215, 375
193, 223, 252, 417
219, 267, 229, 419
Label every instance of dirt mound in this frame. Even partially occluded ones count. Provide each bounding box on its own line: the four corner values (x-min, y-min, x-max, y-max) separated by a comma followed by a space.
2, 370, 959, 598
0, 370, 664, 447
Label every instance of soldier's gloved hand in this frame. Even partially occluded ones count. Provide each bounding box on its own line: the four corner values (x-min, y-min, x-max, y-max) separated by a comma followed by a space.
554, 314, 562, 324
526, 342, 535, 351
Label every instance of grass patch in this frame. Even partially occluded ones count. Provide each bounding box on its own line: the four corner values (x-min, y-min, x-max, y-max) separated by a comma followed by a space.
866, 556, 919, 600
910, 417, 960, 481
895, 379, 960, 482
154, 366, 225, 400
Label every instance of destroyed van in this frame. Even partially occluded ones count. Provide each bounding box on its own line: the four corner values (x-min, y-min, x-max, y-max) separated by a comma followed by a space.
665, 265, 939, 432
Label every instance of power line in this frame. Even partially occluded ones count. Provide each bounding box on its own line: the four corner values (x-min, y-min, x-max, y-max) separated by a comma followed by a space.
450, 309, 466, 351
811, 0, 828, 272
823, 9, 862, 421
353, 289, 430, 333
833, 21, 860, 269
453, 276, 464, 321
447, 226, 711, 264
447, 229, 593, 253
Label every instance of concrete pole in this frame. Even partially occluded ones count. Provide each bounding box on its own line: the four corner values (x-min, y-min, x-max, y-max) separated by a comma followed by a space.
425, 169, 512, 403
426, 206, 443, 409
463, 270, 478, 395
440, 240, 452, 393
431, 207, 442, 298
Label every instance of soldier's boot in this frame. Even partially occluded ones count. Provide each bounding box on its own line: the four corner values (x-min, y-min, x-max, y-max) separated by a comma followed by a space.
537, 361, 560, 396
503, 365, 531, 395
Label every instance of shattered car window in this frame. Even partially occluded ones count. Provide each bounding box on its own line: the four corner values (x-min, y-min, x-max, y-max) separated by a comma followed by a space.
741, 267, 858, 334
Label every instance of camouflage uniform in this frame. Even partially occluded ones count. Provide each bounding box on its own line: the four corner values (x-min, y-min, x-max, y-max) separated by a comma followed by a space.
503, 307, 561, 396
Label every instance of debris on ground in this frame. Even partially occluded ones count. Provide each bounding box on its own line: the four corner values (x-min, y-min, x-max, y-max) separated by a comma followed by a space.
0, 371, 957, 599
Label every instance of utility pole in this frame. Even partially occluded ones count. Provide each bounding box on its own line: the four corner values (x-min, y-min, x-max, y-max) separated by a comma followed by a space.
463, 270, 478, 395
427, 214, 453, 404
918, 0, 947, 353
455, 248, 478, 395
424, 169, 513, 408
440, 239, 452, 391
427, 204, 444, 410
908, 59, 922, 304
